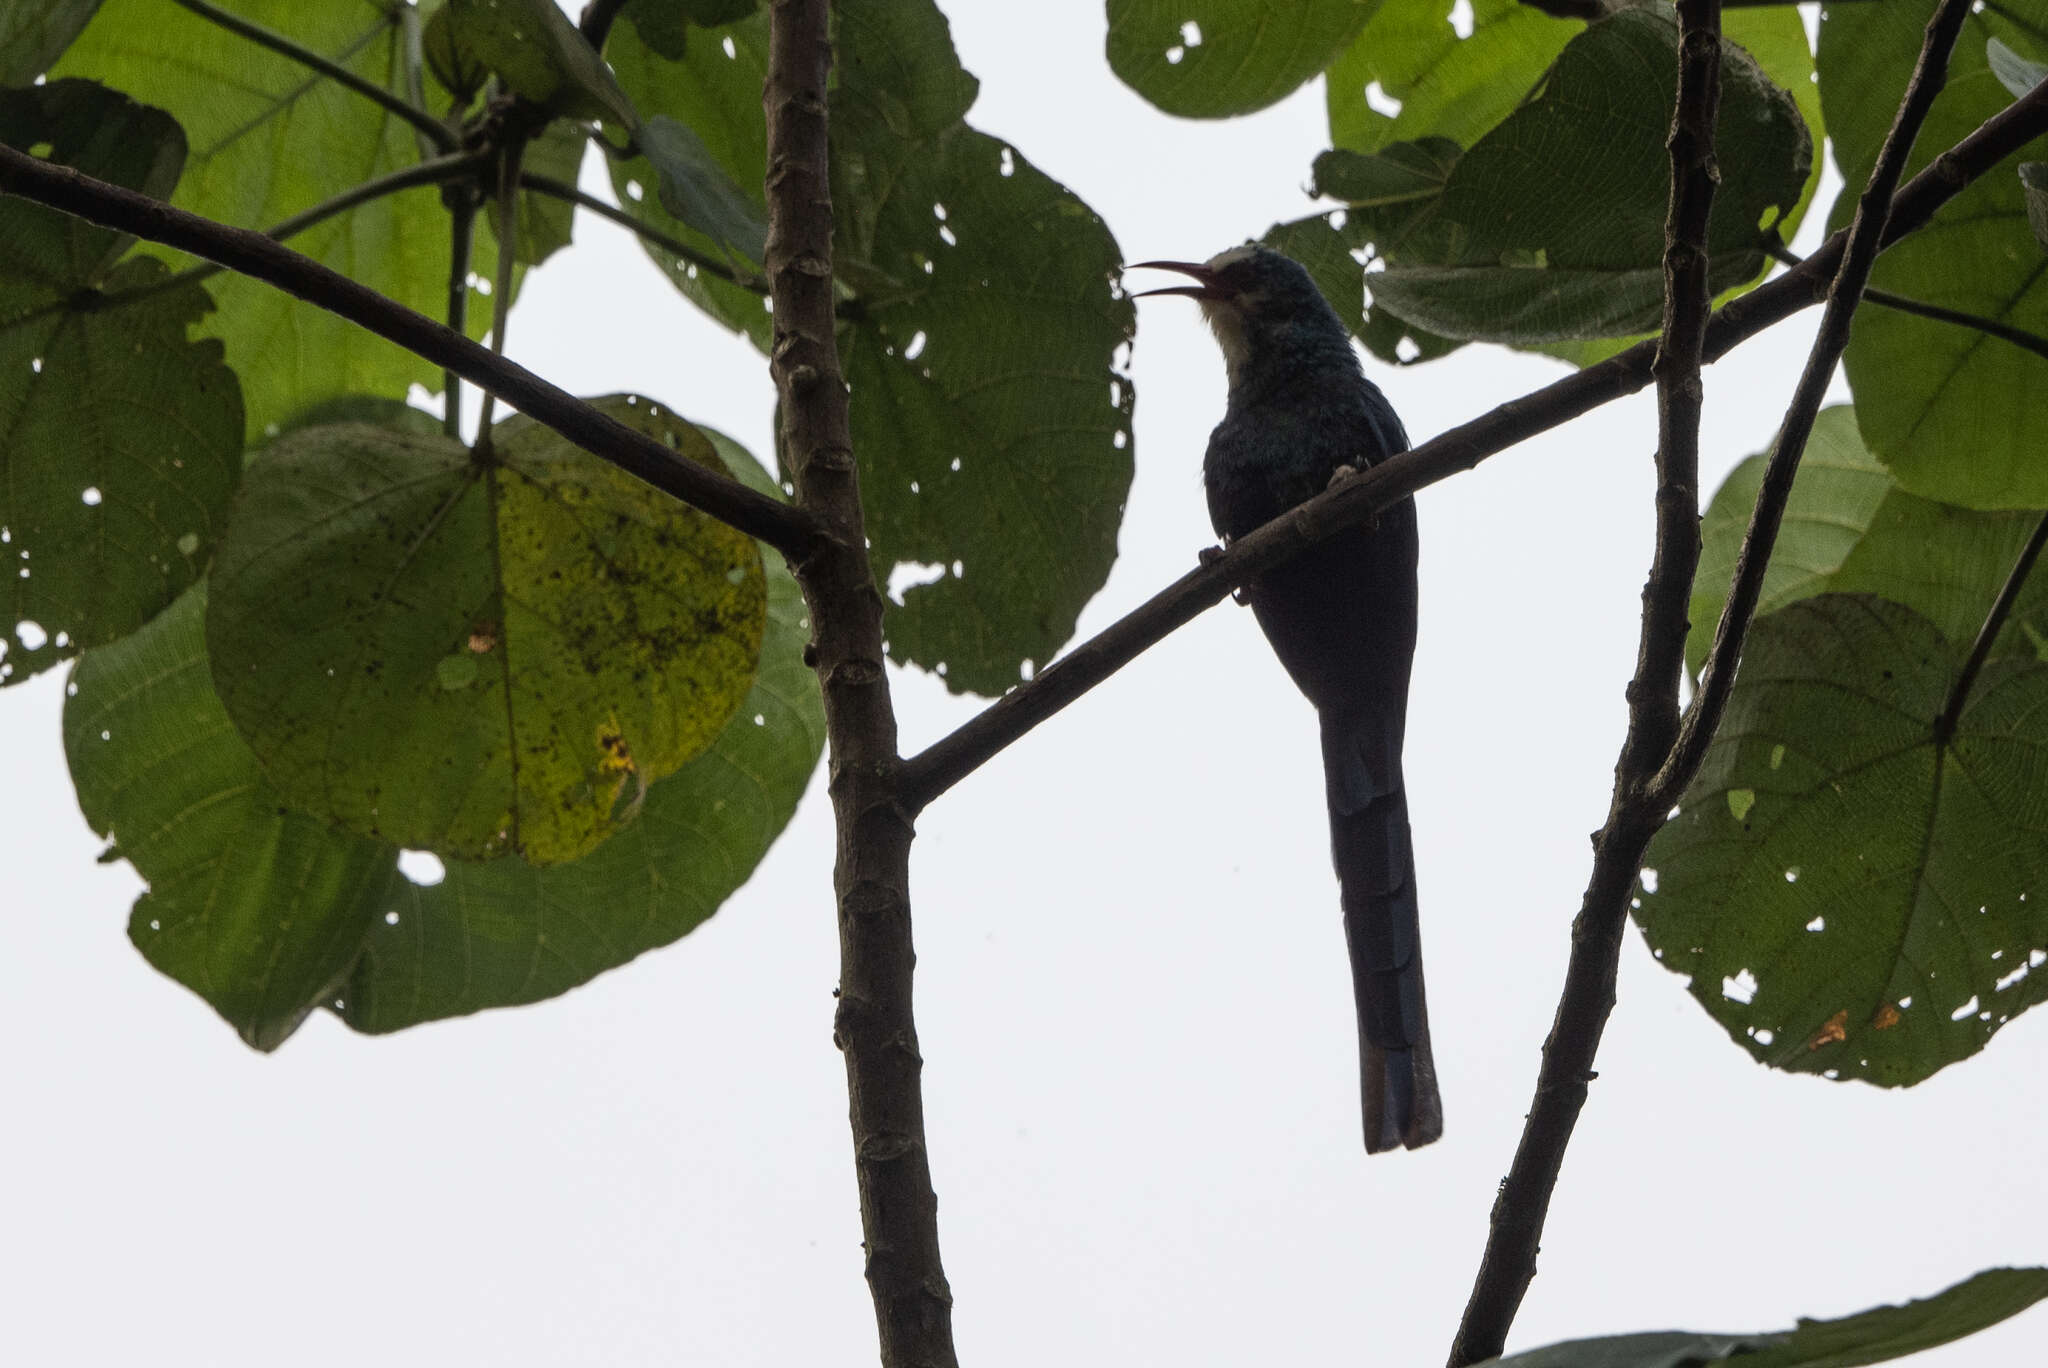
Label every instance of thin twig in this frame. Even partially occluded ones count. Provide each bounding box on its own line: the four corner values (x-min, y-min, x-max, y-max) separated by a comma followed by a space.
1767, 240, 2048, 362
892, 73, 2048, 814
474, 139, 527, 445
444, 194, 478, 439
1934, 510, 2048, 742
761, 3, 956, 1365
519, 173, 763, 291
1447, 5, 1723, 1359
0, 141, 819, 557
169, 0, 455, 151
1655, 0, 1978, 804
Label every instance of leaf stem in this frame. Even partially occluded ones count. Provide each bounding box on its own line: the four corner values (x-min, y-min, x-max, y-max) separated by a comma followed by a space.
891, 69, 2048, 813
445, 194, 478, 440
396, 2, 440, 166
1935, 510, 2048, 744
519, 172, 764, 291
580, 0, 630, 49
1766, 241, 2048, 362
474, 139, 526, 447
762, 2, 956, 1365
1448, 4, 1723, 1360
167, 0, 456, 152
0, 141, 821, 556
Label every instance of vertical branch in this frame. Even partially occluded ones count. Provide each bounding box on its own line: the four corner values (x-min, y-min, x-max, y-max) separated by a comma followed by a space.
473, 139, 526, 447
761, 4, 958, 1367
443, 195, 477, 440
1448, 4, 1724, 1360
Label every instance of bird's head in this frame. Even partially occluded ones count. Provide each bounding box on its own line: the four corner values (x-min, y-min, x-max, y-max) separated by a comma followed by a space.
1129, 244, 1352, 389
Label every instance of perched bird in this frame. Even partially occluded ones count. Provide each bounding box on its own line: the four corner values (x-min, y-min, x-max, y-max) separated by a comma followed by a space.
1132, 245, 1440, 1152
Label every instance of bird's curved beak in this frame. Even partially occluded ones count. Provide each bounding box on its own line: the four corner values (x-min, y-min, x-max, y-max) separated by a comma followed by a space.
1127, 260, 1224, 300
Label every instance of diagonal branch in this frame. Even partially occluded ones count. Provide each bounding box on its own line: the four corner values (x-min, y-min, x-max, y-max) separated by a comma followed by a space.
760, 4, 957, 1367
894, 70, 2048, 814
1448, 3, 1723, 1360
169, 0, 456, 152
1655, 0, 1978, 805
0, 142, 821, 558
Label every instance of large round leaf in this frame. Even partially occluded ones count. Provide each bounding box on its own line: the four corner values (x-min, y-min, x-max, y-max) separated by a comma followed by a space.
1690, 405, 2048, 676
1107, 0, 1378, 119
0, 0, 104, 83
342, 425, 826, 1031
1821, 0, 2048, 507
65, 583, 397, 1052
1638, 594, 2048, 1087
0, 81, 242, 685
609, 0, 1135, 695
54, 0, 507, 437
206, 395, 765, 864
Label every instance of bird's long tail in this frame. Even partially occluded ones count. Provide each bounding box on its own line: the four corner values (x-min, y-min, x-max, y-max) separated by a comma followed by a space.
1322, 714, 1442, 1153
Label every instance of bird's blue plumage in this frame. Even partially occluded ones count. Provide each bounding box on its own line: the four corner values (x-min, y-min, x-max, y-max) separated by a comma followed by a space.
1163, 244, 1441, 1152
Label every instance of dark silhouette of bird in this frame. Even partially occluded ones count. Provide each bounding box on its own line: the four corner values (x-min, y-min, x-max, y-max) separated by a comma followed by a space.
1132, 245, 1440, 1152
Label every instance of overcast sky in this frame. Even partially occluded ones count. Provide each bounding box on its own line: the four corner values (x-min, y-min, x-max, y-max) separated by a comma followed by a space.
6, 3, 2044, 1365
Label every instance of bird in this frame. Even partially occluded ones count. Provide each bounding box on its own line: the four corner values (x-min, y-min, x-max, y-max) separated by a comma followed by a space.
1131, 244, 1440, 1153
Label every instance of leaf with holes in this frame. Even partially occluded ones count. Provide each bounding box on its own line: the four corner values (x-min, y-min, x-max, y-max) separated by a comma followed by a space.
65, 584, 398, 1052
1638, 595, 2048, 1087
1351, 6, 1809, 343
1691, 406, 2048, 679
604, 9, 771, 345
1106, 0, 1377, 119
613, 0, 1134, 695
206, 395, 765, 864
0, 0, 103, 85
1489, 1268, 2048, 1368
0, 81, 242, 687
446, 0, 637, 125
1821, 0, 2048, 508
341, 422, 825, 1032
54, 0, 509, 437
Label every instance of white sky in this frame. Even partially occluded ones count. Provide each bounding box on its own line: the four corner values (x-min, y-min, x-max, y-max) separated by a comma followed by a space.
5, 3, 2045, 1365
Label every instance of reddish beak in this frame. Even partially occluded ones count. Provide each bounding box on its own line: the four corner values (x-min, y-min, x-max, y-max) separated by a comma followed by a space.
1127, 259, 1224, 300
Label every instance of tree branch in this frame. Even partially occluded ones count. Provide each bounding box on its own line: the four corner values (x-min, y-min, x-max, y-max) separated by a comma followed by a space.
1766, 240, 2048, 363
761, 3, 957, 1366
581, 0, 630, 49
1448, 5, 1723, 1361
443, 191, 478, 439
893, 70, 2048, 815
1655, 0, 1977, 805
1935, 509, 2048, 744
0, 141, 820, 558
168, 0, 456, 152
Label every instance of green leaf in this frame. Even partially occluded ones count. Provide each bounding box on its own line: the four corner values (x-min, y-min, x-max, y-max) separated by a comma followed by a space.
2022, 162, 2048, 253
423, 3, 487, 102
1106, 0, 1379, 119
621, 0, 760, 59
1989, 35, 2048, 100
604, 10, 772, 345
1821, 0, 2048, 508
1687, 406, 1895, 677
0, 0, 104, 85
206, 395, 766, 864
341, 420, 824, 1032
1638, 595, 2048, 1087
1325, 0, 1576, 157
1351, 6, 1810, 343
613, 0, 1136, 696
64, 584, 398, 1052
1489, 1268, 2048, 1368
1737, 1268, 2048, 1368
637, 113, 767, 263
54, 0, 507, 438
446, 0, 638, 126
0, 81, 242, 685
1692, 408, 2048, 686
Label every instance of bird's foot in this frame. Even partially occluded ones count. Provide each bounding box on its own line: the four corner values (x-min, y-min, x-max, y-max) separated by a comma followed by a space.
1198, 543, 1226, 566
1327, 463, 1358, 490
